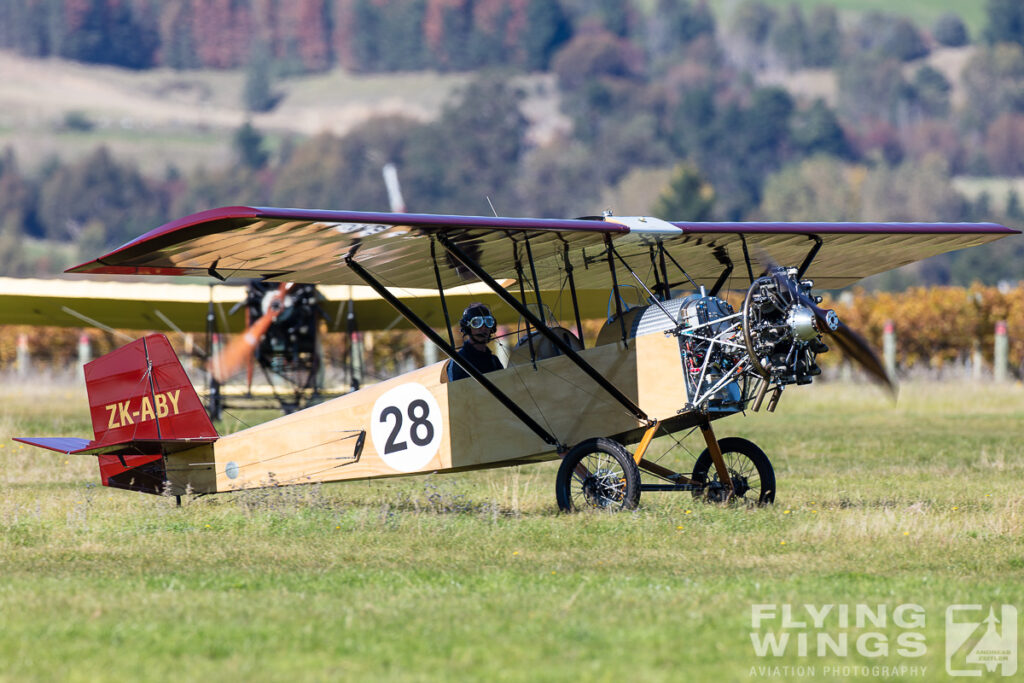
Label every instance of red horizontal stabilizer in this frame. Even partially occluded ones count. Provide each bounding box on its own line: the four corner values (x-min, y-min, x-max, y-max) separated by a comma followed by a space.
13, 435, 216, 456
76, 437, 217, 456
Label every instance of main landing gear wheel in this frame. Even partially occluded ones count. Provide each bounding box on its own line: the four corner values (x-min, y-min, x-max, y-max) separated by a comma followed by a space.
691, 437, 776, 505
556, 438, 641, 512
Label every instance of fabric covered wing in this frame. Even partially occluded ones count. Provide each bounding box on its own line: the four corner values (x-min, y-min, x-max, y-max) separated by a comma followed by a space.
0, 275, 603, 333
68, 206, 1017, 291
0, 276, 244, 331
69, 207, 623, 289
633, 226, 1014, 290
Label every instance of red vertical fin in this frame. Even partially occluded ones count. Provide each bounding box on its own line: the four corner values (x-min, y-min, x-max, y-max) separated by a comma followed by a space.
85, 334, 217, 447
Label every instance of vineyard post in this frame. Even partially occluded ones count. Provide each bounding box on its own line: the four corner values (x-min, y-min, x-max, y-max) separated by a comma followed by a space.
994, 320, 1009, 383
424, 337, 439, 366
883, 320, 897, 379
16, 333, 29, 377
971, 340, 983, 381
77, 332, 91, 383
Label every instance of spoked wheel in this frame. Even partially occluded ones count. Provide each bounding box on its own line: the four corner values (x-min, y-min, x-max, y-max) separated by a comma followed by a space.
691, 437, 775, 505
556, 438, 641, 512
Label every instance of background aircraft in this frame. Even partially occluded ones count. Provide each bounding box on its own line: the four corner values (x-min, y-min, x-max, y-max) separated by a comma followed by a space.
0, 274, 615, 414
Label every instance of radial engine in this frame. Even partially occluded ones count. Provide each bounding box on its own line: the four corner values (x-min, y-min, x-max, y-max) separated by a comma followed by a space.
671, 267, 837, 411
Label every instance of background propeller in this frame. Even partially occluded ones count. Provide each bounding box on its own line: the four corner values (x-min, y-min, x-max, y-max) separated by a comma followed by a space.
208, 282, 291, 383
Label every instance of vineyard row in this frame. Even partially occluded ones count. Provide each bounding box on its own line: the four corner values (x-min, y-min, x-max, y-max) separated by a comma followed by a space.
1, 285, 1023, 377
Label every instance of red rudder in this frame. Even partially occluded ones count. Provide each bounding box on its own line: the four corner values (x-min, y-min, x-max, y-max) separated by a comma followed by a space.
85, 334, 217, 447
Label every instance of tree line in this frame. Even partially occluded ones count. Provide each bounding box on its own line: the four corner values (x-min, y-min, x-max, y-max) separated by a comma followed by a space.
3, 1, 1024, 285
0, 0, 571, 73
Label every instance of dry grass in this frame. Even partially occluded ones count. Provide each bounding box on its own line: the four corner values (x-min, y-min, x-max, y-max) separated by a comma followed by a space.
0, 51, 467, 174
708, 0, 987, 37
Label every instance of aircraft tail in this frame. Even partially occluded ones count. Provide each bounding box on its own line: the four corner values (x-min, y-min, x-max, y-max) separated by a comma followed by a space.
15, 334, 217, 494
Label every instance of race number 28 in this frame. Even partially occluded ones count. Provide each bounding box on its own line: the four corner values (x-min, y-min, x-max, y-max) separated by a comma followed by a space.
379, 400, 434, 453
370, 383, 443, 472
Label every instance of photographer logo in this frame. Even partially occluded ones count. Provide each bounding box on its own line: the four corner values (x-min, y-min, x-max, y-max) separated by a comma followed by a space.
946, 605, 1017, 677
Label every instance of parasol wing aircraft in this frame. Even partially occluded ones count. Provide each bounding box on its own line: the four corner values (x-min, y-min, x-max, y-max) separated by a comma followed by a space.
15, 206, 1017, 510
0, 275, 612, 415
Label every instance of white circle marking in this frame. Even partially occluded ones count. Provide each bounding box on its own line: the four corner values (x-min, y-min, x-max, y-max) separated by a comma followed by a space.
370, 383, 443, 472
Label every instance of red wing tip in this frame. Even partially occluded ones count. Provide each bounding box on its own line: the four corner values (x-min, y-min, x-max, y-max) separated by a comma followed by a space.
64, 263, 192, 276
65, 259, 102, 274
66, 206, 264, 272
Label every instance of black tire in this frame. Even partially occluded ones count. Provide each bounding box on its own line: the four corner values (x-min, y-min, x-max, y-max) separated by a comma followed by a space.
691, 437, 775, 505
556, 438, 641, 512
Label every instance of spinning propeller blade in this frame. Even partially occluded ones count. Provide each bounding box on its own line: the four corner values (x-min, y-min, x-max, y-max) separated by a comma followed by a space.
766, 264, 896, 396
208, 283, 290, 383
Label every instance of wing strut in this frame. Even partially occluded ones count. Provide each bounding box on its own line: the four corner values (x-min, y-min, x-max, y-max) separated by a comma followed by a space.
562, 243, 585, 343
439, 234, 649, 424
605, 235, 629, 348
343, 254, 563, 450
522, 234, 545, 322
796, 235, 823, 280
204, 286, 222, 420
708, 248, 734, 297
651, 244, 669, 301
739, 234, 755, 284
611, 246, 680, 329
429, 239, 456, 349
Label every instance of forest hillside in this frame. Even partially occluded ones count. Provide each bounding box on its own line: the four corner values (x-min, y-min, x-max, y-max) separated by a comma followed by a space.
1, 0, 1023, 288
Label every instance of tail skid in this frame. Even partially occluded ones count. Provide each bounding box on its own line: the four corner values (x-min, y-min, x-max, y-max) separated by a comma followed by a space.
15, 334, 217, 494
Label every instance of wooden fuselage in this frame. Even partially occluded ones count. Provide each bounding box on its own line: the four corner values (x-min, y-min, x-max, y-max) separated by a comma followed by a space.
166, 332, 693, 495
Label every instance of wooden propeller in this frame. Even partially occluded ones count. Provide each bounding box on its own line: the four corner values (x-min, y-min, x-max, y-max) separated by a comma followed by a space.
768, 267, 896, 396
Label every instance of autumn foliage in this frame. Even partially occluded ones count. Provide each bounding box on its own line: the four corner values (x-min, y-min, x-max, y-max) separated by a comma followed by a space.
0, 0, 568, 73
826, 285, 1024, 372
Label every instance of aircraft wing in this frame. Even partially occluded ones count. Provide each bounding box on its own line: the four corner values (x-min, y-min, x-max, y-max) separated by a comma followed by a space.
0, 277, 241, 332
0, 276, 606, 333
67, 206, 1018, 291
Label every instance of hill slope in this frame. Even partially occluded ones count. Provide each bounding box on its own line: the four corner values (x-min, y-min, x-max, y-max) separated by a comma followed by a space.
0, 51, 466, 174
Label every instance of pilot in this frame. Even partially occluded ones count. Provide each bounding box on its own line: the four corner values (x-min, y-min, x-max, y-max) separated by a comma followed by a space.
449, 303, 504, 381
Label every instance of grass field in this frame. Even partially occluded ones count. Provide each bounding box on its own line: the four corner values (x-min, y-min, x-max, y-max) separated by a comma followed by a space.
707, 0, 987, 36
1, 380, 1021, 681
0, 51, 469, 175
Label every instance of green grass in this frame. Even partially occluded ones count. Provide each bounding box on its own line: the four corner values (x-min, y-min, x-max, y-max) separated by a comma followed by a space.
953, 175, 1024, 207
706, 0, 988, 37
1, 381, 1022, 681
